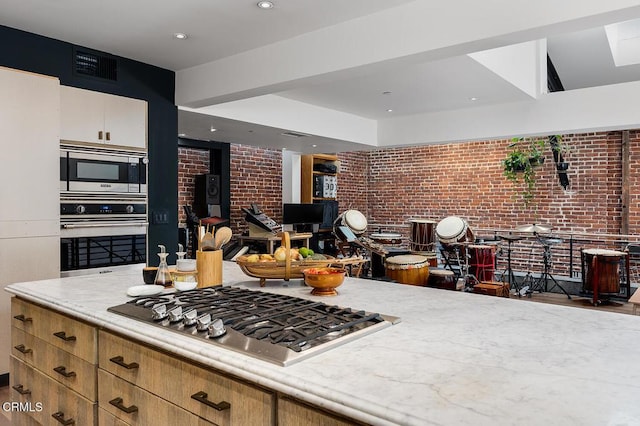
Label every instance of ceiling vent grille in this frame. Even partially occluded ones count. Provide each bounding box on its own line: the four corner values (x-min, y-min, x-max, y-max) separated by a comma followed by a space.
74, 49, 118, 81
281, 131, 308, 138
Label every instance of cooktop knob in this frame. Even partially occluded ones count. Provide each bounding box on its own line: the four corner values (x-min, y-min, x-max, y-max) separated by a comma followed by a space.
207, 318, 227, 338
126, 205, 135, 214
75, 205, 86, 214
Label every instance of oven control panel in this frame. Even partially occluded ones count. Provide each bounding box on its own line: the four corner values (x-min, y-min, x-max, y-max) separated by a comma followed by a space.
61, 202, 146, 215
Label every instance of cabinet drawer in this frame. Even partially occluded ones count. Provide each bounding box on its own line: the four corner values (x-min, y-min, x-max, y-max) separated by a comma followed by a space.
12, 327, 97, 400
12, 298, 97, 363
278, 397, 362, 426
99, 330, 275, 425
11, 356, 96, 426
98, 407, 130, 426
99, 370, 215, 425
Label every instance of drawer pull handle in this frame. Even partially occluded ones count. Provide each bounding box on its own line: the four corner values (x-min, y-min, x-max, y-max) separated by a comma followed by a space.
14, 344, 32, 354
53, 331, 76, 342
13, 314, 32, 323
191, 391, 231, 411
110, 355, 139, 370
53, 366, 76, 378
52, 411, 75, 425
109, 397, 138, 414
12, 384, 31, 395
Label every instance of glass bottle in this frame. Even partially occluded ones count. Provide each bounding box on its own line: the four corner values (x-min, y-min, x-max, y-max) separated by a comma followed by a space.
154, 244, 173, 287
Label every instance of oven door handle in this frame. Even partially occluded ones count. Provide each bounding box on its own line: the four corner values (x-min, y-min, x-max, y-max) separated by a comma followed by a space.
61, 222, 149, 229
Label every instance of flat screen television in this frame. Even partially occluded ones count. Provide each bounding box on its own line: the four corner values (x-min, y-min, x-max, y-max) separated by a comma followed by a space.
282, 203, 325, 225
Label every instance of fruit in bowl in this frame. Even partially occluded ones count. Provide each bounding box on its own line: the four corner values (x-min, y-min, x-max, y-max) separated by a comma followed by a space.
302, 267, 346, 296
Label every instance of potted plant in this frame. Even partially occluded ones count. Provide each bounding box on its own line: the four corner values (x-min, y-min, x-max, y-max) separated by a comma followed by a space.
502, 137, 547, 205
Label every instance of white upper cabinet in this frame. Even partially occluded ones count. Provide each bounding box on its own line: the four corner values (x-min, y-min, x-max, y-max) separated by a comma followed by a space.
60, 86, 147, 150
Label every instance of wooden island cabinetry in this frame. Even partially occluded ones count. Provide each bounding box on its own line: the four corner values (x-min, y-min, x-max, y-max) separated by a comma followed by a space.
9, 297, 357, 425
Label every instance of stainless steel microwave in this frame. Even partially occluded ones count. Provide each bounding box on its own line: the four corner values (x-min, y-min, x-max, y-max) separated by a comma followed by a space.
60, 148, 147, 194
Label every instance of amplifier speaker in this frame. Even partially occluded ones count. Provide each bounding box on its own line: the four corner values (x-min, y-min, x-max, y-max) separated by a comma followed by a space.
195, 174, 220, 205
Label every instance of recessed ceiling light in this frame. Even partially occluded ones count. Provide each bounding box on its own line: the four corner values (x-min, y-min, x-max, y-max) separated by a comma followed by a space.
387, 109, 393, 112
173, 33, 188, 40
257, 1, 274, 9
312, 144, 317, 148
210, 126, 217, 132
178, 133, 186, 137
469, 97, 479, 101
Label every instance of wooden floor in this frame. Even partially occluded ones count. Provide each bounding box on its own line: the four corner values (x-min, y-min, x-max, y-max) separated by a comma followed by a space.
0, 385, 10, 426
508, 290, 638, 315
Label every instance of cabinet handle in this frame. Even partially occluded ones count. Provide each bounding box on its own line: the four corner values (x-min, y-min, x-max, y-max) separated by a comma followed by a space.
13, 314, 32, 323
53, 365, 76, 378
52, 411, 75, 425
98, 130, 103, 140
12, 384, 31, 395
109, 355, 139, 370
109, 397, 138, 414
106, 131, 110, 141
14, 344, 32, 354
53, 331, 76, 342
191, 391, 231, 411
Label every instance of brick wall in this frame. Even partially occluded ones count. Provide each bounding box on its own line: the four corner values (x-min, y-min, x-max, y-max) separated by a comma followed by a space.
177, 146, 209, 223
229, 144, 283, 235
177, 130, 640, 241
364, 131, 634, 237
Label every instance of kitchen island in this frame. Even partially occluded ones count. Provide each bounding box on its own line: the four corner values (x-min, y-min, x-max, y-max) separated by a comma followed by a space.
6, 261, 640, 425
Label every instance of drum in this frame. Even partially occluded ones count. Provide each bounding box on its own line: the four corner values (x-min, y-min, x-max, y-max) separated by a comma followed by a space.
436, 216, 474, 245
426, 268, 456, 290
409, 219, 437, 252
334, 209, 368, 236
468, 244, 496, 282
582, 249, 627, 294
385, 254, 430, 286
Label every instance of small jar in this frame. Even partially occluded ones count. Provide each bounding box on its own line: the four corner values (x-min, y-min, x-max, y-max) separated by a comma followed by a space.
171, 270, 198, 291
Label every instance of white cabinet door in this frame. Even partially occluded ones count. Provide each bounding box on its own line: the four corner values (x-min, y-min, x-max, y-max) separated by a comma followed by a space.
60, 85, 105, 144
104, 93, 147, 149
60, 86, 147, 149
0, 66, 60, 375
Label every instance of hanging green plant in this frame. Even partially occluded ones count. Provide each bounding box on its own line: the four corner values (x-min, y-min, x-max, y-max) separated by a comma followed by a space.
502, 137, 548, 205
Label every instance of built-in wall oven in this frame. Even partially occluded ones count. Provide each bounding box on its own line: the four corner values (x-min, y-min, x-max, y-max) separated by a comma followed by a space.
60, 145, 148, 276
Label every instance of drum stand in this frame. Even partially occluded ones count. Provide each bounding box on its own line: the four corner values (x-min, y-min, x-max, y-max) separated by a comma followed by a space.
530, 241, 571, 299
498, 235, 521, 294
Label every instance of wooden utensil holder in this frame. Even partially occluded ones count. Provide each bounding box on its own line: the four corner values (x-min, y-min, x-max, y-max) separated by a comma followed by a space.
196, 249, 222, 288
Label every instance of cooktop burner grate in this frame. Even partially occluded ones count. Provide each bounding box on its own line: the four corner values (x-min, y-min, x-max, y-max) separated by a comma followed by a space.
108, 286, 399, 366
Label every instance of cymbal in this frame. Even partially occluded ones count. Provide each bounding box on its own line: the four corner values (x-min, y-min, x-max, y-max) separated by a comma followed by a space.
515, 223, 551, 234
497, 234, 523, 242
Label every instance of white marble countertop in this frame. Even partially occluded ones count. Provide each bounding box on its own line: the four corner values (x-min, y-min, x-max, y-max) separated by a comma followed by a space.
6, 261, 640, 426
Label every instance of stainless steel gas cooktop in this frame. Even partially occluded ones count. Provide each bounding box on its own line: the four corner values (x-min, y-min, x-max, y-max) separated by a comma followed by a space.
108, 286, 399, 366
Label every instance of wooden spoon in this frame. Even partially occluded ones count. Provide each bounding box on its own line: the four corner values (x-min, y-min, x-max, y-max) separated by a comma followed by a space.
213, 226, 233, 250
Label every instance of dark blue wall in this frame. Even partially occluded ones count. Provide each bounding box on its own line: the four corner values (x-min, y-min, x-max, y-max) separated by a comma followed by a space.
0, 25, 178, 266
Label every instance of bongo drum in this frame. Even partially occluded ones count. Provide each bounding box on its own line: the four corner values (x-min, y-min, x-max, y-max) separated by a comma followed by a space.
385, 254, 430, 286
410, 219, 437, 252
334, 209, 367, 236
426, 268, 456, 290
581, 249, 626, 294
468, 244, 496, 282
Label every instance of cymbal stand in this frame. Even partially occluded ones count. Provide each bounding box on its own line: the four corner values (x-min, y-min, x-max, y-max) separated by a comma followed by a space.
532, 240, 571, 299
499, 238, 520, 294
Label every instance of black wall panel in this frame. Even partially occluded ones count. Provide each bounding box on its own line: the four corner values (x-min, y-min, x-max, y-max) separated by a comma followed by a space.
0, 24, 178, 266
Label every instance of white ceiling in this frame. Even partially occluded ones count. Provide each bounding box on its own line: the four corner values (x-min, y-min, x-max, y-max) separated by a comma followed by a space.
3, 0, 640, 152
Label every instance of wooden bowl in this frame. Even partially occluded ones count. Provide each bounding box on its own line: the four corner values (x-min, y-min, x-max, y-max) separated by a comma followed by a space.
302, 267, 345, 296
